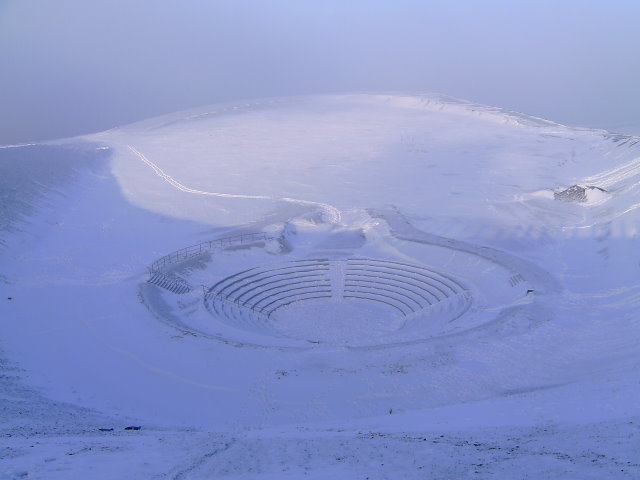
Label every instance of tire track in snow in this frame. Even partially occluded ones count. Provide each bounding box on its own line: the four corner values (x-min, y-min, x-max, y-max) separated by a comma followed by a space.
128, 145, 341, 223
582, 155, 640, 189
168, 439, 236, 480
0, 143, 38, 149
571, 155, 640, 229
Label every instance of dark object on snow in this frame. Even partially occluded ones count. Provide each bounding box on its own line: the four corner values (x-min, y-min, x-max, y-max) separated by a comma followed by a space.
98, 428, 114, 432
527, 289, 534, 295
124, 426, 141, 431
554, 184, 606, 203
7, 297, 11, 300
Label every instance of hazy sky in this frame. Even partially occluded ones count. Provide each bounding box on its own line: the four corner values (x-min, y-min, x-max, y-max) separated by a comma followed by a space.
1, 0, 639, 144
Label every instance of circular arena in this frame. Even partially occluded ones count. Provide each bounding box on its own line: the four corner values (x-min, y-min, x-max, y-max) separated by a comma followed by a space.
203, 258, 472, 344
143, 214, 537, 348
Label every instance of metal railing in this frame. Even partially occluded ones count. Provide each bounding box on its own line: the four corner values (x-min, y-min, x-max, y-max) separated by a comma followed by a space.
149, 232, 271, 273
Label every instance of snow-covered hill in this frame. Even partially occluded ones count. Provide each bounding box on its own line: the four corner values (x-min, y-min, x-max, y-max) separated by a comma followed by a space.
1, 94, 639, 479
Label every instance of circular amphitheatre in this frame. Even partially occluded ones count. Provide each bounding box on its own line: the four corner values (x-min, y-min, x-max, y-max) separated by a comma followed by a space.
203, 257, 472, 345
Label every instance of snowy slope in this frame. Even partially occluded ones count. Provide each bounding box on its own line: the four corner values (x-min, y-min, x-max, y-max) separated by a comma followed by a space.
1, 93, 640, 479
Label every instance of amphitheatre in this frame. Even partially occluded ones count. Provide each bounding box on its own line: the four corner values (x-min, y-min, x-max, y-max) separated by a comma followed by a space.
141, 206, 539, 348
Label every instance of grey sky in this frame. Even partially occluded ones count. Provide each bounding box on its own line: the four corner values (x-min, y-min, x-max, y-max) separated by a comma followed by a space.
1, 0, 639, 144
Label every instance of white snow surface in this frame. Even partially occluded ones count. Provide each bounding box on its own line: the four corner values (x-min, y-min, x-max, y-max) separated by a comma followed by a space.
1, 93, 640, 479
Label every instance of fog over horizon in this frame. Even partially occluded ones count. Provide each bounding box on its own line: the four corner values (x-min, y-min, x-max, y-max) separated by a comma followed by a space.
1, 0, 639, 144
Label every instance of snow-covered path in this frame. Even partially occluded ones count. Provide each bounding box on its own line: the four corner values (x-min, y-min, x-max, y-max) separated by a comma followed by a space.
128, 144, 342, 223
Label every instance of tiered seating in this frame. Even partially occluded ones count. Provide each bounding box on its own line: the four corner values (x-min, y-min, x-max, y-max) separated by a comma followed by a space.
344, 258, 466, 316
205, 260, 332, 322
204, 258, 470, 332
